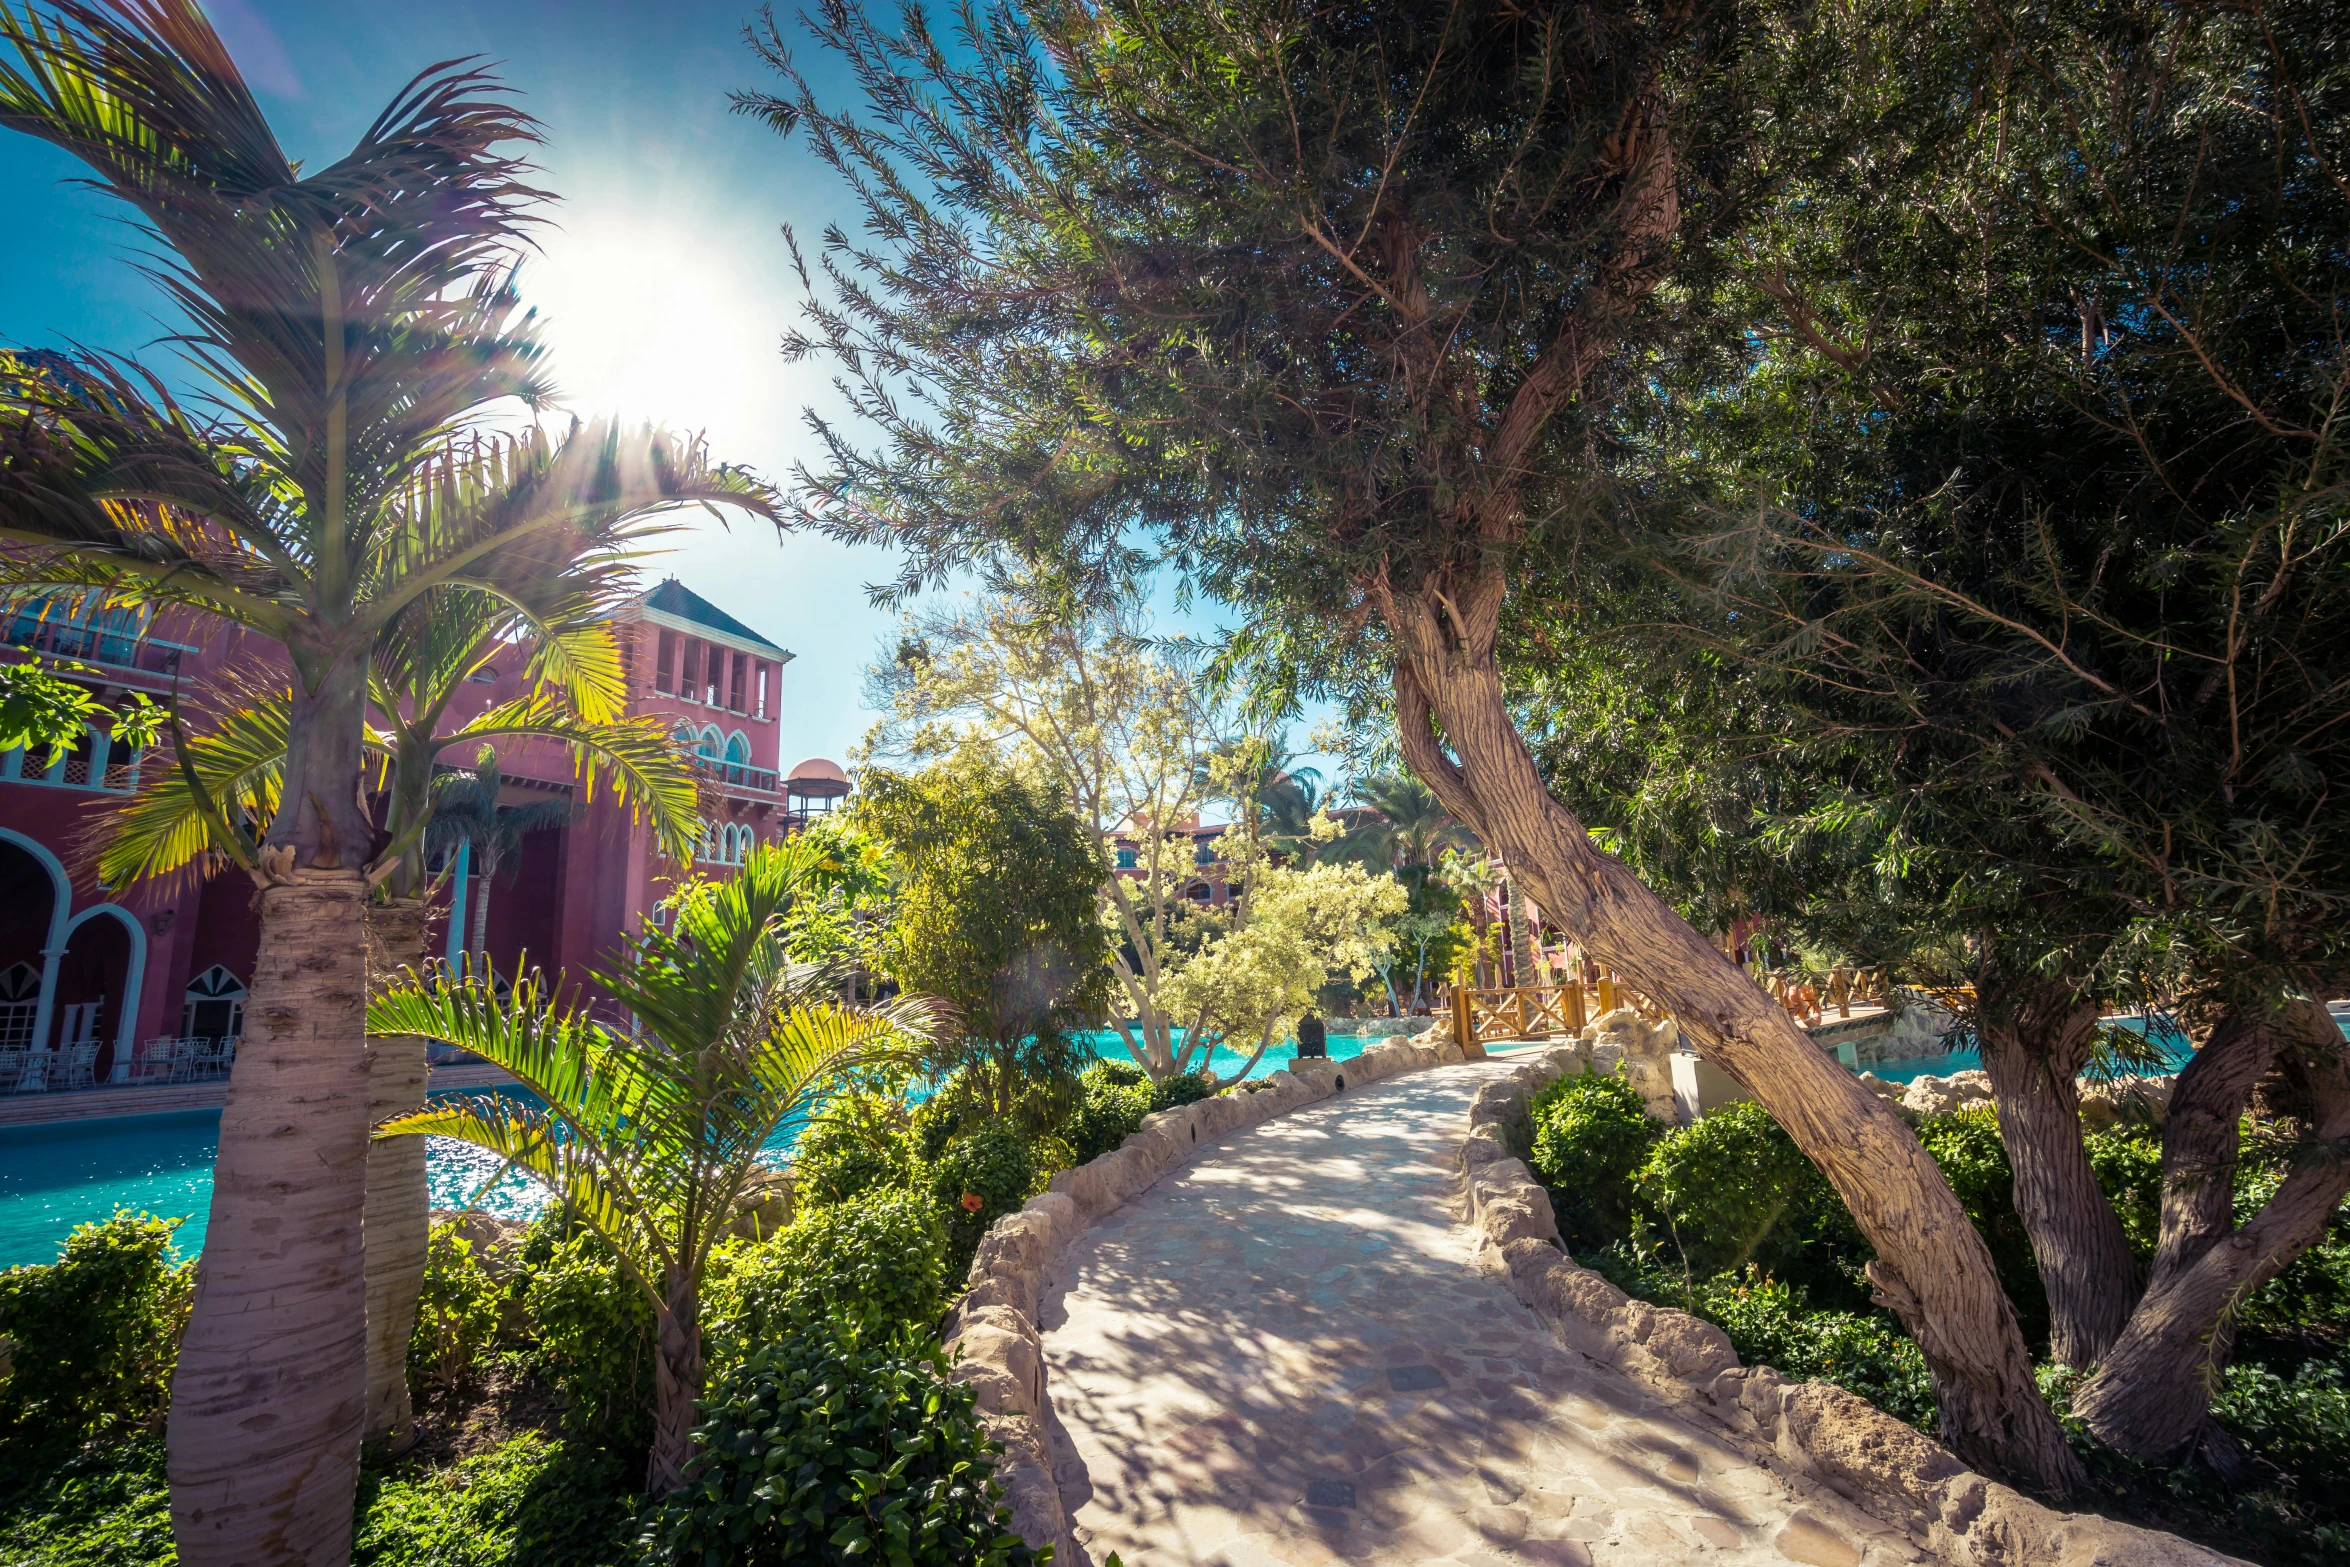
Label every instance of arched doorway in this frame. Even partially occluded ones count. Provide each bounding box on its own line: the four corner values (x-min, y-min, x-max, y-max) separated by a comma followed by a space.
54, 905, 142, 1083
0, 832, 66, 1066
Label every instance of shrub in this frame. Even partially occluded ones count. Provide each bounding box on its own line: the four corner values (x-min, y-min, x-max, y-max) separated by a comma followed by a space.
408, 1222, 503, 1394
929, 1124, 1036, 1277
2083, 1126, 2164, 1256
1150, 1070, 1215, 1112
712, 1187, 947, 1350
1632, 1102, 1838, 1283
355, 1431, 643, 1567
792, 1116, 914, 1210
0, 1434, 173, 1563
1527, 1072, 1658, 1250
0, 1210, 190, 1462
1064, 1061, 1157, 1164
649, 1323, 1039, 1567
1694, 1270, 1935, 1428
514, 1219, 656, 1456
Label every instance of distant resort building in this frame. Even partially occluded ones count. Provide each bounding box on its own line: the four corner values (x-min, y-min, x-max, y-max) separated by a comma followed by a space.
0, 577, 843, 1094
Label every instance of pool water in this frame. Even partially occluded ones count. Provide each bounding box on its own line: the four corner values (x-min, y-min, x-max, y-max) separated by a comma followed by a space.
1860, 1015, 2203, 1086
0, 1030, 1387, 1270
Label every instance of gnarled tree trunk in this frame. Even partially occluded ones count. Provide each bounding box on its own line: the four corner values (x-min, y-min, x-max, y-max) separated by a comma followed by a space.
2075, 999, 2350, 1460
647, 1272, 705, 1494
362, 898, 433, 1448
1975, 975, 2140, 1366
1382, 576, 2085, 1496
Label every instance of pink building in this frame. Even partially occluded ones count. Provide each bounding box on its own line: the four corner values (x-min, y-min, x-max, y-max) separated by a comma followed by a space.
0, 577, 833, 1094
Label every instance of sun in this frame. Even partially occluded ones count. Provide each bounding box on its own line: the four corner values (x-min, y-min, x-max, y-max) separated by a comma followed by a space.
517, 215, 788, 453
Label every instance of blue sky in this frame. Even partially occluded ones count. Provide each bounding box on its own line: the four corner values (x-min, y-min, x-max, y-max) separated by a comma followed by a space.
0, 0, 1330, 778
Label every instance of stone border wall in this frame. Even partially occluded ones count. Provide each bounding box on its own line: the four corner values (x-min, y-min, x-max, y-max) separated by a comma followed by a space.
1459, 1046, 2248, 1567
941, 1030, 1468, 1559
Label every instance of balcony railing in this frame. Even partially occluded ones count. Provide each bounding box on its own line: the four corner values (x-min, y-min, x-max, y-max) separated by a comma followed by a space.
6, 612, 195, 679
695, 758, 778, 794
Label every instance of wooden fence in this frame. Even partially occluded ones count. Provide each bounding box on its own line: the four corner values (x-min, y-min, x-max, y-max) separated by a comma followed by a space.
1450, 964, 1892, 1049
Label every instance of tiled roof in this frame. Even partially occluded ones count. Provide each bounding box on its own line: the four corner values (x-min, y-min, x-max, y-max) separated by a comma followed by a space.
639, 578, 791, 656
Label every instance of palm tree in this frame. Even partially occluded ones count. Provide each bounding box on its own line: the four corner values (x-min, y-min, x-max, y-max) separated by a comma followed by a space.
97, 584, 703, 1450
1339, 772, 1477, 874
426, 744, 583, 969
368, 840, 932, 1492
0, 7, 773, 1557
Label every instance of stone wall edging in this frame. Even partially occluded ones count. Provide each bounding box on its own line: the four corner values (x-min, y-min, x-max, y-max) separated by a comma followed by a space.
941, 1029, 1468, 1560
1461, 1046, 2250, 1567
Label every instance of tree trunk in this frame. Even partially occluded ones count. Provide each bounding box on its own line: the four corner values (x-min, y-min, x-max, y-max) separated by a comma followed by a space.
361, 898, 433, 1448
468, 860, 491, 970
1507, 876, 1539, 987
2074, 999, 2350, 1460
1975, 976, 2140, 1366
1382, 581, 2084, 1496
647, 1276, 705, 1494
171, 659, 376, 1567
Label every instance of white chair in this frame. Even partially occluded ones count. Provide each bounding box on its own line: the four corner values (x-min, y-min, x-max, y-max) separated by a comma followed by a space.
191, 1036, 235, 1082
131, 1037, 179, 1085
0, 1048, 24, 1093
53, 1041, 99, 1091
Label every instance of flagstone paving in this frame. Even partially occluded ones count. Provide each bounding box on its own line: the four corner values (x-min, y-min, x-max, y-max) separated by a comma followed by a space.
1037, 1057, 1932, 1567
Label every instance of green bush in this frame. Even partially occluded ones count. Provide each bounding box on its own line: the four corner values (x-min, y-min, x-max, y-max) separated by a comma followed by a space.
513, 1218, 656, 1456
792, 1116, 914, 1210
355, 1431, 643, 1567
1527, 1072, 1658, 1250
408, 1223, 503, 1394
929, 1124, 1036, 1277
0, 1211, 190, 1463
1150, 1070, 1215, 1112
1063, 1061, 1158, 1164
1694, 1270, 1935, 1428
0, 1435, 173, 1564
649, 1323, 1039, 1567
712, 1187, 947, 1350
2083, 1126, 2165, 1256
1631, 1101, 1859, 1293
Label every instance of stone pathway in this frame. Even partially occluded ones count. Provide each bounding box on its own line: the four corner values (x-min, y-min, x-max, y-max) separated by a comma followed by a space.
1038, 1057, 1930, 1567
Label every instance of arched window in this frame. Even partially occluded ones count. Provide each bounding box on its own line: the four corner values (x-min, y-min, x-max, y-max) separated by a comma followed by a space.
724, 732, 750, 765
0, 962, 37, 1051
698, 726, 722, 763
1186, 881, 1213, 904
182, 965, 246, 1044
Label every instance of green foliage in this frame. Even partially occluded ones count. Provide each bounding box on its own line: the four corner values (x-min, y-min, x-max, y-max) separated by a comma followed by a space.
1065, 1061, 1158, 1164
928, 1125, 1037, 1277
513, 1221, 656, 1457
0, 1435, 174, 1566
354, 1432, 643, 1567
1527, 1073, 1660, 1251
651, 1323, 1038, 1567
2083, 1128, 2166, 1257
1631, 1102, 1864, 1301
1149, 1071, 1215, 1113
792, 1115, 914, 1210
0, 1211, 190, 1464
0, 661, 157, 765
713, 1188, 947, 1349
857, 745, 1114, 1127
408, 1223, 503, 1393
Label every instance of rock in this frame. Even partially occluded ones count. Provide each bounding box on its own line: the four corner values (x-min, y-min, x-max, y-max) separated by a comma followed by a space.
1856, 1071, 1903, 1101
1899, 1069, 1993, 1116
2077, 1073, 2173, 1130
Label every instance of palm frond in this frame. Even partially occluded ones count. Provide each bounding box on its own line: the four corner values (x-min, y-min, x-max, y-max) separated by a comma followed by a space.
449, 694, 702, 862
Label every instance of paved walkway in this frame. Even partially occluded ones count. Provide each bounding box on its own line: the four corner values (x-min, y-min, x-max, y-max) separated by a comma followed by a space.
1038, 1058, 1930, 1567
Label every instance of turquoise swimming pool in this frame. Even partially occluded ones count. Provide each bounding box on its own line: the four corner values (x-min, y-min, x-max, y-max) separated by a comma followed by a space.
0, 1030, 1377, 1269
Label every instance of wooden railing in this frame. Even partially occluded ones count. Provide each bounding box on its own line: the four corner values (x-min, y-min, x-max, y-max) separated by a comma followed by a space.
1452, 963, 1893, 1051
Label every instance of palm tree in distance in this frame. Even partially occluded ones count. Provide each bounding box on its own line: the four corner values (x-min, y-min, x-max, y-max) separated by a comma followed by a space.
1340, 772, 1477, 876
370, 840, 935, 1493
0, 6, 776, 1558
428, 743, 583, 972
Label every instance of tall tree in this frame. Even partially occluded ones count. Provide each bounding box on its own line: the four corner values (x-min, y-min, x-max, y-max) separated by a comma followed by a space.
866, 579, 1223, 1081
0, 5, 773, 1555
856, 745, 1115, 1123
370, 840, 928, 1492
743, 0, 2078, 1488
427, 744, 578, 966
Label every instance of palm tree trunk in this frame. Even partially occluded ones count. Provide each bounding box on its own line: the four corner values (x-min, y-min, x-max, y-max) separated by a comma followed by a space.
469, 860, 492, 970
1385, 580, 2084, 1497
362, 898, 433, 1447
169, 658, 377, 1567
647, 1274, 705, 1494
